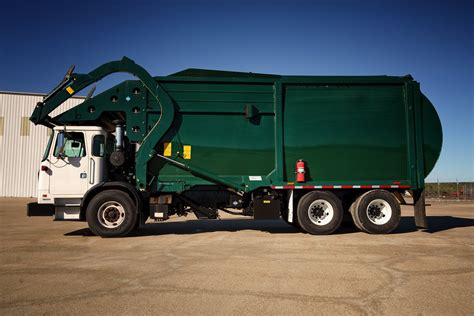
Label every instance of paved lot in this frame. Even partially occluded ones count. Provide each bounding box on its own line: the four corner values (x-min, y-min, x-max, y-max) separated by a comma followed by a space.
0, 198, 473, 315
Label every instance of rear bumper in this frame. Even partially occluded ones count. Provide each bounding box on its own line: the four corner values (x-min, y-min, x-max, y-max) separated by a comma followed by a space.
27, 202, 54, 216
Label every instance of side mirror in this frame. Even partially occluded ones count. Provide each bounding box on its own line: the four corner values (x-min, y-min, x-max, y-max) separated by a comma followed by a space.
56, 132, 66, 159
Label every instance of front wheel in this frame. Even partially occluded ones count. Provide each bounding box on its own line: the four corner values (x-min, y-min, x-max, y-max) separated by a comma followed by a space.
296, 191, 343, 235
86, 190, 138, 237
351, 190, 400, 234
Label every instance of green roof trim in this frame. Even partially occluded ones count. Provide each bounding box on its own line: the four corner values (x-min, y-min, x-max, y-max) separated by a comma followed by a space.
168, 68, 281, 79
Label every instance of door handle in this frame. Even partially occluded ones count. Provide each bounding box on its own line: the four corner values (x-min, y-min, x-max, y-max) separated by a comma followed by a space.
89, 158, 95, 184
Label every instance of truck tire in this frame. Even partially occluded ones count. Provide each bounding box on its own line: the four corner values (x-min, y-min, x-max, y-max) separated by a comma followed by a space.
341, 194, 359, 228
349, 197, 364, 231
351, 190, 400, 234
296, 191, 343, 235
86, 190, 138, 237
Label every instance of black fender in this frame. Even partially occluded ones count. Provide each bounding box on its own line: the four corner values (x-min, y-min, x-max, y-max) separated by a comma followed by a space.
80, 182, 147, 224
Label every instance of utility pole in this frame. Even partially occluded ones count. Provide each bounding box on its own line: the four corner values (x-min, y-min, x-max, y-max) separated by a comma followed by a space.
456, 179, 459, 201
437, 178, 440, 201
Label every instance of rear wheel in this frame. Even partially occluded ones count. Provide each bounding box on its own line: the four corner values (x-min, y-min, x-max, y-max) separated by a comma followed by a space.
349, 198, 364, 231
352, 190, 400, 234
296, 191, 343, 235
86, 190, 138, 237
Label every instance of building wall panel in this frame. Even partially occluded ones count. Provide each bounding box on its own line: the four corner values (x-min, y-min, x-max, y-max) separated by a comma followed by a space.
0, 92, 84, 197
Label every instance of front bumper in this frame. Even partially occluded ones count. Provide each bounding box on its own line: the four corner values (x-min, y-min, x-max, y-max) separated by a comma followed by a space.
27, 202, 54, 216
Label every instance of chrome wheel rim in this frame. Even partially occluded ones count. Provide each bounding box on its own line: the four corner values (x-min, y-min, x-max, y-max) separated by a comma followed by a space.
366, 199, 392, 225
308, 199, 334, 226
97, 201, 126, 228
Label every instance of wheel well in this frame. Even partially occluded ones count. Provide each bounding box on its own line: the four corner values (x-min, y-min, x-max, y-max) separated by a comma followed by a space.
80, 183, 144, 221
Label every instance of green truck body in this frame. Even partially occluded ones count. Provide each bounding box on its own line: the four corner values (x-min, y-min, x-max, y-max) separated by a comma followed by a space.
28, 57, 442, 237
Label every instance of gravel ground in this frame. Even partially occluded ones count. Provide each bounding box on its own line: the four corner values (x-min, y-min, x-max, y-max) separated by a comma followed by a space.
1, 198, 473, 315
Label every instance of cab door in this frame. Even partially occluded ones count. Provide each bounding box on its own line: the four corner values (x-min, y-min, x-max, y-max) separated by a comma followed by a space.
88, 133, 107, 188
49, 131, 89, 196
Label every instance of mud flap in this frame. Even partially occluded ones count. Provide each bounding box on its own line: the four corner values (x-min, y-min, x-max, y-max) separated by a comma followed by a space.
412, 189, 428, 229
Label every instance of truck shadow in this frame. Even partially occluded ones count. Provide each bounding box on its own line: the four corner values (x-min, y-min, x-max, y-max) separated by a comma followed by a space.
340, 216, 474, 234
64, 215, 474, 237
397, 216, 474, 234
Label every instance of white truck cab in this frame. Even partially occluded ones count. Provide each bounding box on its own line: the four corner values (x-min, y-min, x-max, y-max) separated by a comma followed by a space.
37, 126, 108, 220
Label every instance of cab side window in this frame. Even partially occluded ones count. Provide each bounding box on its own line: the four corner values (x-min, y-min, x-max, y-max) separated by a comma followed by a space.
106, 135, 115, 155
54, 132, 86, 158
92, 135, 105, 157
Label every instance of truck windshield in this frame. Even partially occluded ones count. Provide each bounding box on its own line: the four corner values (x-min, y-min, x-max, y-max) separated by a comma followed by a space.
42, 131, 54, 161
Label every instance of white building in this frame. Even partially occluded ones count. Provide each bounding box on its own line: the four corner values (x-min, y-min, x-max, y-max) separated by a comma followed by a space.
0, 92, 84, 197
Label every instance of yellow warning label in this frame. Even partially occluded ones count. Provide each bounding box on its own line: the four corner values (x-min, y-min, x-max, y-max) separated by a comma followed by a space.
164, 142, 172, 156
66, 86, 75, 95
183, 145, 191, 159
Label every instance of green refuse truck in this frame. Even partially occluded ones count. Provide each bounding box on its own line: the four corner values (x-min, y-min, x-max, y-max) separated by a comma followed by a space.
27, 57, 443, 237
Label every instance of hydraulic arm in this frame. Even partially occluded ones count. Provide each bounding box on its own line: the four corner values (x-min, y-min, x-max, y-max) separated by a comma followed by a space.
30, 57, 176, 190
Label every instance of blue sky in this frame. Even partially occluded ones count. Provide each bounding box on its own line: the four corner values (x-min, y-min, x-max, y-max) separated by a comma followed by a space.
1, 0, 472, 181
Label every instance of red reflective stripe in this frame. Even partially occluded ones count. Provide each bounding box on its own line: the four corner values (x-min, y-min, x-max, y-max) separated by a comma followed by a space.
393, 181, 401, 185
271, 184, 410, 189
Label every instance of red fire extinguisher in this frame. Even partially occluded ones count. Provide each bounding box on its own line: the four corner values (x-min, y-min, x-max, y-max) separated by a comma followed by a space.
296, 159, 305, 182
